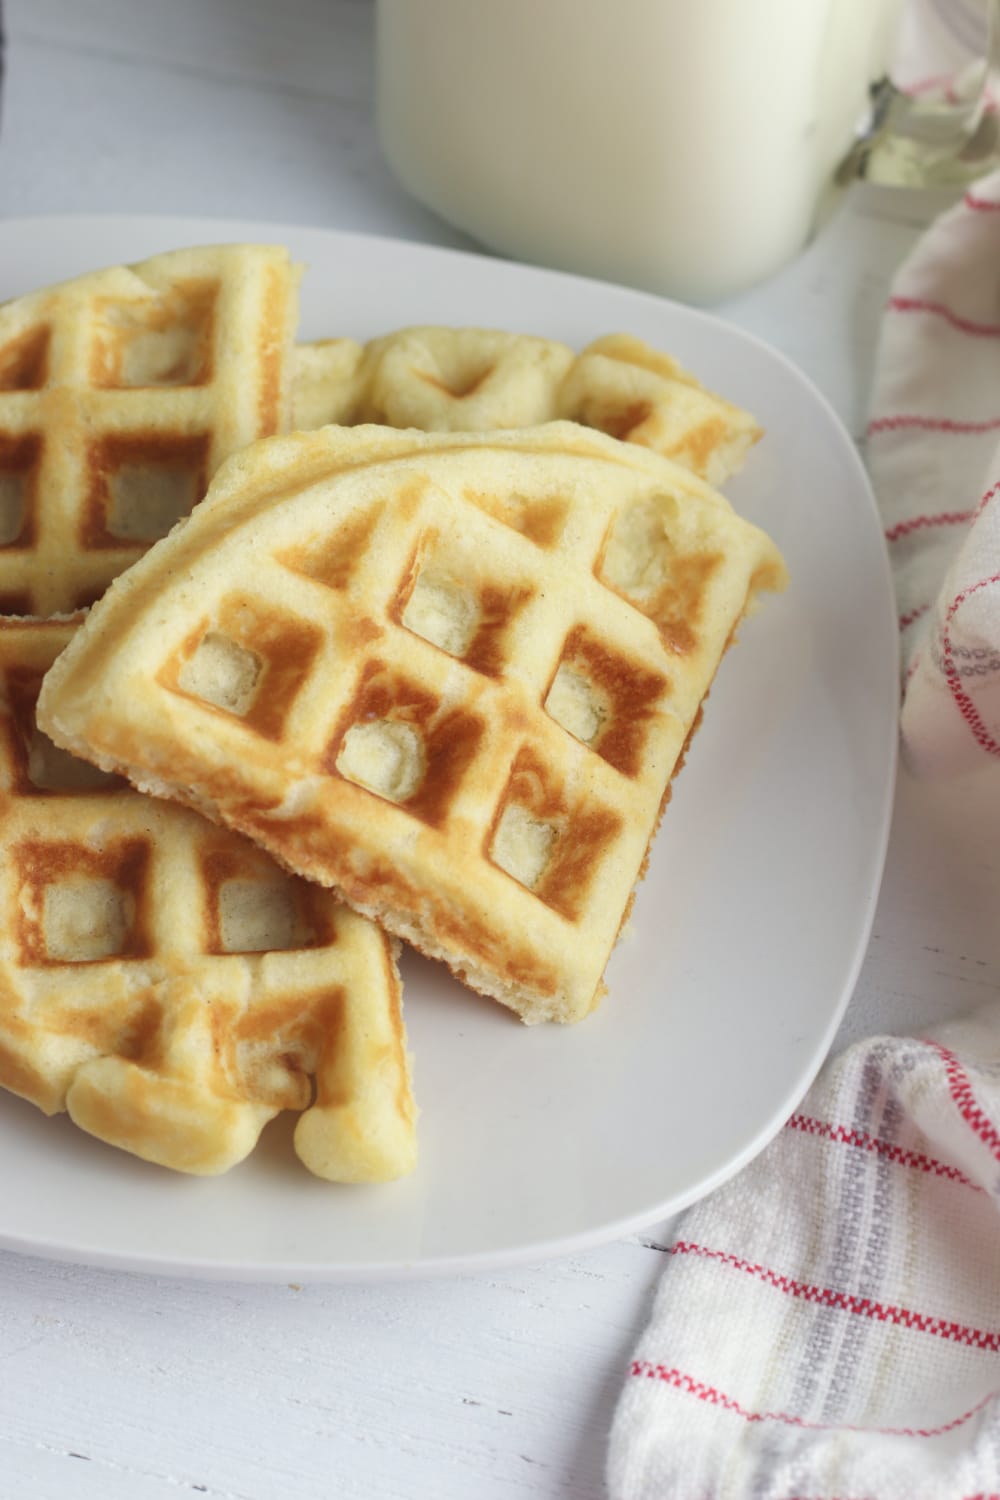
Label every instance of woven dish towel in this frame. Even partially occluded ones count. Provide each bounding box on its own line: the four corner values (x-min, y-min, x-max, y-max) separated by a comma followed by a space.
606, 173, 1000, 1499
871, 169, 1000, 777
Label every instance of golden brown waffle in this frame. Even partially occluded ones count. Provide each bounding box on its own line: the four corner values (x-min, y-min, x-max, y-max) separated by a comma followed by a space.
0, 244, 300, 616
1, 620, 415, 1179
290, 327, 760, 484
38, 423, 787, 1025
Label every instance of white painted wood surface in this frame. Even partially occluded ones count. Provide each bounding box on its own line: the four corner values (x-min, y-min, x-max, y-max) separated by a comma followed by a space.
1, 3, 999, 1497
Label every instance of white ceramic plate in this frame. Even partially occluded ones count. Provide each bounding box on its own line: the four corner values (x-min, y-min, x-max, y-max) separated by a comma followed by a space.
0, 215, 897, 1281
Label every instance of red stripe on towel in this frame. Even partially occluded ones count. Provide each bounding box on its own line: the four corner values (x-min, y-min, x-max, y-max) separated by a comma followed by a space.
888, 296, 1000, 338
925, 1039, 1000, 1158
785, 1113, 981, 1190
668, 1242, 1000, 1348
900, 604, 930, 631
869, 415, 1000, 436
629, 1361, 999, 1437
939, 572, 1000, 757
885, 511, 974, 542
965, 191, 1000, 212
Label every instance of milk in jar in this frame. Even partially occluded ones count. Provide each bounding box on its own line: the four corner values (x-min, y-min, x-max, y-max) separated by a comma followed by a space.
376, 0, 902, 302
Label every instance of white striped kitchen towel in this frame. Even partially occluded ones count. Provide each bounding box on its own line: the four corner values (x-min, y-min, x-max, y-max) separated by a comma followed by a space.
868, 168, 1000, 777
607, 1009, 1000, 1499
607, 174, 1000, 1498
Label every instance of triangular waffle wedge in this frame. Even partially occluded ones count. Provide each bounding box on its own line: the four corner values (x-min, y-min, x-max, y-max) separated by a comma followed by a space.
1, 619, 415, 1180
38, 423, 787, 1025
0, 244, 300, 616
290, 327, 759, 484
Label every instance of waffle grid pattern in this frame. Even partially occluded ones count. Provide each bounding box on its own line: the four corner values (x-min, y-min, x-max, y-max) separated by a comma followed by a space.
40, 427, 786, 1022
0, 246, 294, 615
176, 475, 671, 924
0, 620, 414, 1179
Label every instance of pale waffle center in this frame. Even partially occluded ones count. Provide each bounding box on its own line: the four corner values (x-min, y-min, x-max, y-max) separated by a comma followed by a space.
42, 877, 134, 962
602, 498, 675, 596
95, 280, 215, 389
119, 326, 203, 388
490, 804, 558, 891
0, 471, 27, 546
401, 571, 479, 657
108, 462, 201, 541
178, 632, 263, 717
337, 719, 426, 804
218, 878, 312, 953
544, 664, 609, 747
27, 726, 118, 792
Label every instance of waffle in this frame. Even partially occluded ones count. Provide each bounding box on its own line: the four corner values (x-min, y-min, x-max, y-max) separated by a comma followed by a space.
0, 244, 300, 616
0, 619, 416, 1180
38, 423, 787, 1025
290, 327, 760, 483
291, 337, 364, 431
290, 328, 569, 433
556, 334, 761, 486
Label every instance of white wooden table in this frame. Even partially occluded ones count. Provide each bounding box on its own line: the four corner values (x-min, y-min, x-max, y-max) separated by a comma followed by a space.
2, 4, 1000, 1497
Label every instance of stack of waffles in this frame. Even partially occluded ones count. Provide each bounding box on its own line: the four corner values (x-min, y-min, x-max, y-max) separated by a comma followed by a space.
0, 244, 787, 1182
